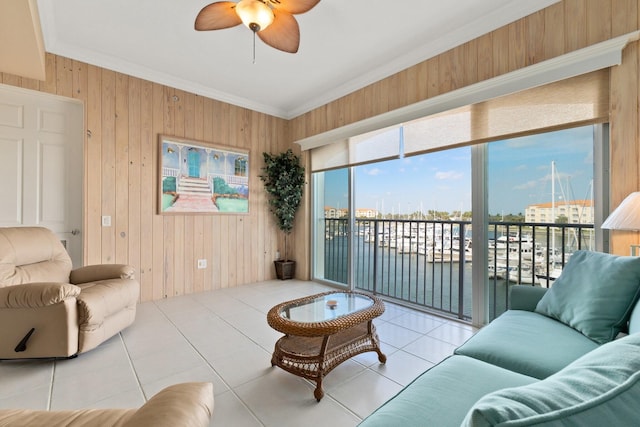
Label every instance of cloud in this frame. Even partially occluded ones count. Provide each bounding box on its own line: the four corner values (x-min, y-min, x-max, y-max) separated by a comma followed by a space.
514, 180, 538, 190
366, 168, 383, 176
435, 170, 463, 180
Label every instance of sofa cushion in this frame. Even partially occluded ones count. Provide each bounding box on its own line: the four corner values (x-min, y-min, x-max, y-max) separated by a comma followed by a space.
535, 250, 640, 344
455, 310, 598, 379
358, 355, 537, 427
461, 332, 640, 427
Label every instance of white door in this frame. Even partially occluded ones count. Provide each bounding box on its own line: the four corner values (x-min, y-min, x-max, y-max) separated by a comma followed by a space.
0, 84, 84, 267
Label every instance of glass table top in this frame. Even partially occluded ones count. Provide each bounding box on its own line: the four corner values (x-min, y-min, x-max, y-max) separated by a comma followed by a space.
279, 292, 374, 323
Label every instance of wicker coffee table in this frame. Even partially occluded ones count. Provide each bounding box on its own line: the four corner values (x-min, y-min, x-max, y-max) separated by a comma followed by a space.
267, 290, 386, 401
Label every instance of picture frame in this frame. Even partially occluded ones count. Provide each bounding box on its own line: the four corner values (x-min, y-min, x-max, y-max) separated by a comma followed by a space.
158, 135, 249, 215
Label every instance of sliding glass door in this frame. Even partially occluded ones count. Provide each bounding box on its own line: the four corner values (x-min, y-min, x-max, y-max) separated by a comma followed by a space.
312, 168, 350, 287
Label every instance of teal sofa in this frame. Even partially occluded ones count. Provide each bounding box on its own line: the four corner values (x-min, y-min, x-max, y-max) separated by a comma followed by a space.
359, 250, 640, 426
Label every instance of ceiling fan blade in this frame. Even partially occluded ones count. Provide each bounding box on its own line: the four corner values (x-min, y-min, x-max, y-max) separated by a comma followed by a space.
258, 11, 300, 53
195, 1, 242, 31
268, 0, 320, 15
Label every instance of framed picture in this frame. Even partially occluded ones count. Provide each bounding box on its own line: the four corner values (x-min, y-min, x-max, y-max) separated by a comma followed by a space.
158, 135, 249, 214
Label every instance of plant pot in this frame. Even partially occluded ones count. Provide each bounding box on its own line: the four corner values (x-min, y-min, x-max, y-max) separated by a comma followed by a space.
274, 260, 295, 280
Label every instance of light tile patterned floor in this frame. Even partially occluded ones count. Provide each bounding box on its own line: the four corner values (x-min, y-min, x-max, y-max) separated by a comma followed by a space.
0, 280, 477, 426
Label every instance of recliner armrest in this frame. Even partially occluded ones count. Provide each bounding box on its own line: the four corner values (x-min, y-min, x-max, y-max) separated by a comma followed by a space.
509, 285, 548, 311
70, 264, 136, 284
0, 283, 81, 308
122, 382, 214, 427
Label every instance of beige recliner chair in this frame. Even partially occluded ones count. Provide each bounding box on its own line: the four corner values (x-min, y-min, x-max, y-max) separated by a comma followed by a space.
0, 382, 214, 427
0, 226, 140, 359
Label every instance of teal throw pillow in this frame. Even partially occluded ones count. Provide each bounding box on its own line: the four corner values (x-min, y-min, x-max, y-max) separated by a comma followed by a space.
461, 332, 640, 426
534, 250, 640, 344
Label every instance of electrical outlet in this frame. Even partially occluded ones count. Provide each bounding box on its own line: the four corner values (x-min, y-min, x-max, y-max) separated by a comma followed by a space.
102, 216, 111, 227
197, 259, 207, 269
275, 250, 281, 260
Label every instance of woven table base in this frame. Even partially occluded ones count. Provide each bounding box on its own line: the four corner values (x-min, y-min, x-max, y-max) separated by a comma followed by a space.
271, 321, 386, 401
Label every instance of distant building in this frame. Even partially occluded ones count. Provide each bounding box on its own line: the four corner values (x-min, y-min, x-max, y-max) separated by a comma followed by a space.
525, 200, 593, 224
324, 206, 348, 218
324, 207, 379, 218
355, 208, 379, 218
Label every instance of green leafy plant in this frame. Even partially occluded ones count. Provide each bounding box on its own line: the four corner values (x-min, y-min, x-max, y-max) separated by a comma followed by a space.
259, 149, 305, 261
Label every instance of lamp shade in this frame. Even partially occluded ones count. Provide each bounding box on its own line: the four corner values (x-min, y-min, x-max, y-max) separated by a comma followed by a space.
235, 0, 274, 32
602, 192, 640, 230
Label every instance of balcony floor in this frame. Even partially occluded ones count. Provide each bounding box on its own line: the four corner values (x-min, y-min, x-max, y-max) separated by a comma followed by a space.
0, 280, 476, 426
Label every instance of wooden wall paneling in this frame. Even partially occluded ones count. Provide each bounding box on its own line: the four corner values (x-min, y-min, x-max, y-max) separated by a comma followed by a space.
225, 105, 238, 288
241, 109, 252, 284
415, 61, 429, 102
163, 214, 175, 298
39, 53, 57, 94
256, 114, 267, 280
71, 60, 88, 263
193, 94, 205, 293
55, 57, 73, 98
402, 66, 419, 107
194, 215, 204, 293
543, 2, 565, 60
476, 33, 493, 82
127, 77, 141, 289
219, 215, 230, 288
115, 73, 130, 264
526, 11, 546, 66
202, 97, 214, 292
72, 61, 88, 101
183, 91, 196, 295
172, 89, 186, 297
236, 216, 245, 284
425, 56, 439, 98
151, 83, 169, 300
351, 90, 367, 125
387, 72, 403, 113
463, 39, 478, 88
609, 41, 640, 254
162, 86, 177, 298
564, 0, 587, 51
1, 72, 21, 87
209, 99, 225, 290
85, 65, 102, 265
139, 79, 154, 301
202, 215, 213, 291
299, 149, 311, 279
611, 0, 638, 37
183, 215, 193, 295
264, 115, 277, 279
508, 20, 527, 72
586, 0, 611, 45
438, 49, 454, 95
101, 70, 116, 263
22, 74, 40, 91
450, 44, 465, 90
491, 26, 510, 78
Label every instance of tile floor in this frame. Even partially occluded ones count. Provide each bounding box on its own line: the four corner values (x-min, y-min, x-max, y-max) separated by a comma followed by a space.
0, 280, 477, 426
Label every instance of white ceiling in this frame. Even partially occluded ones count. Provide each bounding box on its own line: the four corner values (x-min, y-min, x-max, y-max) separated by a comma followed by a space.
36, 0, 559, 119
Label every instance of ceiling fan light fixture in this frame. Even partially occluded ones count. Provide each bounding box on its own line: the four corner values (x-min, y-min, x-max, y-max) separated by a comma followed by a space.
235, 0, 274, 32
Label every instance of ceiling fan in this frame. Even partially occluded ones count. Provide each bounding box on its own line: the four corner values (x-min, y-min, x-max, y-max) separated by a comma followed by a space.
195, 0, 321, 54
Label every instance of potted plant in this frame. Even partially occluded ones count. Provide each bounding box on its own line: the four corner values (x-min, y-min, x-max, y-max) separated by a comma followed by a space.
259, 149, 306, 279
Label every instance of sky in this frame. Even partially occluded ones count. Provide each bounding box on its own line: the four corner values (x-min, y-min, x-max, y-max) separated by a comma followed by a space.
324, 125, 594, 216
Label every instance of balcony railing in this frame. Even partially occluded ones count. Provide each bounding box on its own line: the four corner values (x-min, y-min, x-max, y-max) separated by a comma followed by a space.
321, 218, 595, 321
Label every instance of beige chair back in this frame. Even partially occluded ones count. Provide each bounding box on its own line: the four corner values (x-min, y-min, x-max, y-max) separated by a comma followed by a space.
0, 227, 72, 287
